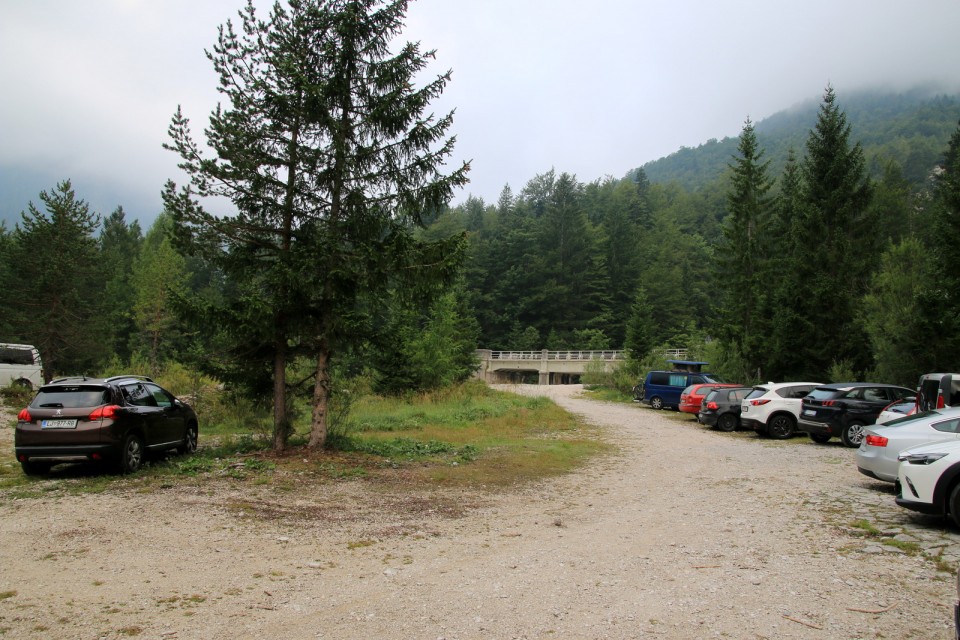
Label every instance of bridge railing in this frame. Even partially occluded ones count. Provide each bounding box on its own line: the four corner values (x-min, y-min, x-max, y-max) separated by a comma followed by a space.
486, 350, 624, 361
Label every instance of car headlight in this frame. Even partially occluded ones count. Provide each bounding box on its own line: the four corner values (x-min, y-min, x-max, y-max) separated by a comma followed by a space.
898, 452, 949, 465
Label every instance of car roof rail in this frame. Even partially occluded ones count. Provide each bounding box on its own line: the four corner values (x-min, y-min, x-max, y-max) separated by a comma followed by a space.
48, 375, 94, 384
104, 374, 154, 383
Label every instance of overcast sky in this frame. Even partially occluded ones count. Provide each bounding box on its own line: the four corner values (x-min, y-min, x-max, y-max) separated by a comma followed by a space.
2, 0, 960, 225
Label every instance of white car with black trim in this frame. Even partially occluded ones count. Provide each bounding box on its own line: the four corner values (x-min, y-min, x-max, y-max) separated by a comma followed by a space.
739, 382, 821, 439
895, 439, 960, 528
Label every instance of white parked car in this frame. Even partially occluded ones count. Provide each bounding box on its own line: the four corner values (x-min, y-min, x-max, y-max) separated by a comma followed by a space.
895, 438, 960, 528
856, 407, 960, 482
740, 382, 821, 439
0, 343, 43, 389
875, 398, 917, 425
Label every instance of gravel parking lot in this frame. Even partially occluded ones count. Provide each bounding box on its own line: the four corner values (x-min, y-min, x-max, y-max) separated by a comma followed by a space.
1, 384, 958, 639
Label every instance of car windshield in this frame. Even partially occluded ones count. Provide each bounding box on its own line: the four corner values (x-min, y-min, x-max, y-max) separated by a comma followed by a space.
702, 375, 724, 384
703, 390, 720, 402
31, 387, 109, 409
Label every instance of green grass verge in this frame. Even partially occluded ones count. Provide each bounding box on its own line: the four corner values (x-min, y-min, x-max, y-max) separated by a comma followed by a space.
0, 381, 611, 495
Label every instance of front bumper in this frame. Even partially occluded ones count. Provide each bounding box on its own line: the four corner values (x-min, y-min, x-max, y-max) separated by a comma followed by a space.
894, 479, 945, 516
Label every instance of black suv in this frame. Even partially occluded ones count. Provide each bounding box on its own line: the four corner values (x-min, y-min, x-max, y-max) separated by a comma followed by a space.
797, 382, 915, 447
15, 375, 198, 475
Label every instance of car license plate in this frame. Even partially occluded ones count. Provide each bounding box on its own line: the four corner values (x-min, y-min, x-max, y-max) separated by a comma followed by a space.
41, 419, 77, 429
803, 409, 815, 416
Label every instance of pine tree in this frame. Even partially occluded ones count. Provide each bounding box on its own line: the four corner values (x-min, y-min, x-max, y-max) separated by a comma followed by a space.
766, 150, 815, 379
917, 119, 960, 366
99, 207, 143, 363
791, 86, 875, 378
7, 181, 102, 378
163, 0, 469, 449
715, 118, 774, 379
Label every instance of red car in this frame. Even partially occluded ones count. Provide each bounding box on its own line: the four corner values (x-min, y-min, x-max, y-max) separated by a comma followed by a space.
679, 383, 741, 415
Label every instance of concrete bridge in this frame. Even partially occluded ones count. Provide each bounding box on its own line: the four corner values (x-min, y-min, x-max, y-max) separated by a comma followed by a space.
475, 349, 625, 385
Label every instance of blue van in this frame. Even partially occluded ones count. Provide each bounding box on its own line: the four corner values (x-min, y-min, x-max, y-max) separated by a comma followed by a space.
633, 361, 723, 410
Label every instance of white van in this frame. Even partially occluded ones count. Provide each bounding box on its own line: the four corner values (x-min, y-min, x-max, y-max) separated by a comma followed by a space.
917, 372, 960, 411
0, 343, 43, 389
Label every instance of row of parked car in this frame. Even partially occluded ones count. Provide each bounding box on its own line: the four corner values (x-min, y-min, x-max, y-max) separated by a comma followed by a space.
635, 364, 960, 532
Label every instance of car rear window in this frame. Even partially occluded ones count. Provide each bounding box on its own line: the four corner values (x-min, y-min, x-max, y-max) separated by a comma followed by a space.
31, 387, 109, 408
745, 387, 768, 400
808, 388, 843, 401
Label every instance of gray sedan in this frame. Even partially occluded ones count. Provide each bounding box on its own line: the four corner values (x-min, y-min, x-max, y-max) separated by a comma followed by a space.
856, 406, 960, 482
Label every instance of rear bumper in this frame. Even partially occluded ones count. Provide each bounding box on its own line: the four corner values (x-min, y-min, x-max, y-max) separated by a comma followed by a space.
797, 418, 836, 437
741, 417, 764, 432
15, 444, 115, 461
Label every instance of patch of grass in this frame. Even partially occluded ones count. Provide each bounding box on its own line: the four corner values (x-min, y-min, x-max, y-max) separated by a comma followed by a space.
0, 381, 610, 499
882, 538, 921, 554
850, 519, 882, 537
582, 386, 634, 404
0, 591, 16, 601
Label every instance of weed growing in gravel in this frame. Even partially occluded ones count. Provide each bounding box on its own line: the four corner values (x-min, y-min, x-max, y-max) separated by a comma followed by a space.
850, 519, 882, 537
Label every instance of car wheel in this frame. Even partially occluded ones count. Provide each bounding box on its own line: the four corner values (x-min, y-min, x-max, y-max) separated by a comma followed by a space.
117, 434, 145, 474
649, 396, 664, 410
949, 483, 960, 529
19, 459, 52, 476
717, 413, 738, 432
809, 433, 831, 444
840, 421, 866, 448
177, 424, 198, 455
767, 414, 796, 440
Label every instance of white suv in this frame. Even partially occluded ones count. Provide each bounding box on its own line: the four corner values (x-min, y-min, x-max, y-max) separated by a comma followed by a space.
740, 382, 821, 439
0, 343, 43, 390
896, 439, 960, 528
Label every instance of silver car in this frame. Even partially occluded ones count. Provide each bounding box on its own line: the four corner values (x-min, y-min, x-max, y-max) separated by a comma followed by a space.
856, 406, 960, 482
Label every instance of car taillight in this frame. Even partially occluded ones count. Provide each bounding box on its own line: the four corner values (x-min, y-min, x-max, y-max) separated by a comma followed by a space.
938, 395, 946, 409
706, 401, 718, 410
18, 408, 32, 422
750, 399, 771, 406
823, 400, 836, 407
865, 434, 888, 447
89, 405, 120, 420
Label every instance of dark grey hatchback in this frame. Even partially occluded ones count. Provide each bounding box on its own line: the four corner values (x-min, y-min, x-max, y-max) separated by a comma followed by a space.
15, 375, 198, 475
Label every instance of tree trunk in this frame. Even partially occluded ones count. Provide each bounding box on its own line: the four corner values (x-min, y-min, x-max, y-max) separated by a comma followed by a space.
272, 339, 289, 451
308, 342, 331, 449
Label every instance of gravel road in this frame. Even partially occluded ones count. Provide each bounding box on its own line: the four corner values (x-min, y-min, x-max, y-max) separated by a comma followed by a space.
1, 384, 956, 639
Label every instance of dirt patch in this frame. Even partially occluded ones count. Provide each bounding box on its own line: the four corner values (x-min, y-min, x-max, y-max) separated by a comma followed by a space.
0, 385, 956, 639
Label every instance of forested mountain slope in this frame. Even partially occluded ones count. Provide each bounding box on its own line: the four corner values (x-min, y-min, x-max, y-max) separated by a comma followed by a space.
639, 88, 960, 191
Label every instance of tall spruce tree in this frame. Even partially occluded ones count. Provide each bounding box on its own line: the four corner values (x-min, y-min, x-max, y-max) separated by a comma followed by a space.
790, 87, 875, 378
715, 118, 774, 379
7, 181, 102, 378
766, 150, 814, 379
99, 207, 143, 363
164, 0, 469, 449
918, 119, 960, 366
